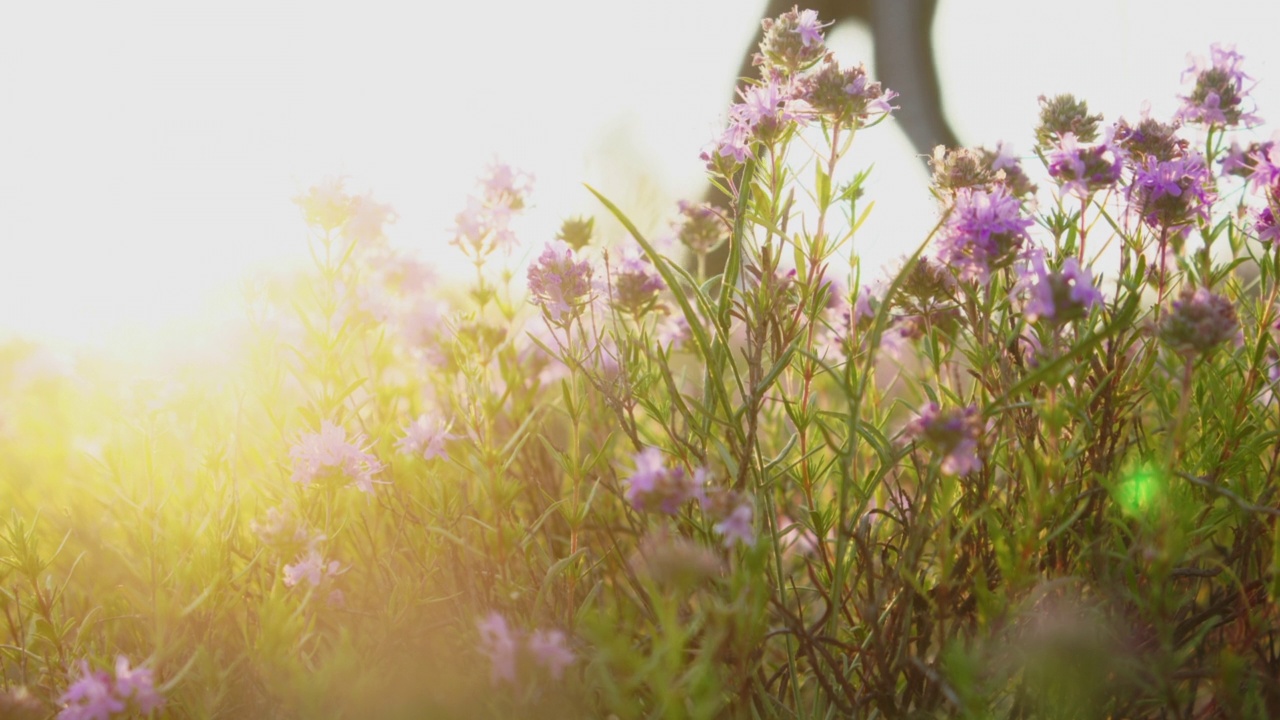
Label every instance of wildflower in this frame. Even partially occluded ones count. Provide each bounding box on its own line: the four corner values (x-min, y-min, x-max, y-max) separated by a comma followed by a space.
528, 630, 576, 680
936, 185, 1034, 282
656, 312, 692, 349
633, 529, 722, 588
1016, 253, 1103, 324
701, 487, 755, 548
293, 176, 352, 232
906, 403, 983, 476
344, 192, 396, 245
1176, 43, 1260, 127
674, 200, 730, 256
395, 413, 457, 461
250, 503, 313, 556
1255, 205, 1280, 245
1046, 131, 1124, 199
1035, 94, 1104, 148
757, 6, 829, 74
930, 145, 999, 193
1126, 154, 1216, 236
556, 215, 594, 251
801, 57, 897, 125
58, 663, 122, 720
527, 240, 594, 324
606, 246, 665, 317
477, 613, 518, 685
1114, 115, 1187, 165
289, 421, 384, 493
283, 548, 341, 589
736, 74, 812, 143
625, 448, 704, 515
58, 657, 163, 720
450, 162, 534, 257
1158, 286, 1239, 356
983, 142, 1038, 199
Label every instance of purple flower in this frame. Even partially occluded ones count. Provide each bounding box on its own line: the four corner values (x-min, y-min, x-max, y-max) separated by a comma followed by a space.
1176, 43, 1260, 127
528, 630, 575, 680
58, 657, 163, 720
713, 503, 756, 548
1159, 286, 1239, 356
289, 421, 384, 493
477, 613, 518, 686
606, 246, 665, 316
450, 162, 534, 257
799, 57, 897, 124
1126, 154, 1216, 236
112, 658, 163, 715
906, 403, 983, 477
1256, 205, 1280, 246
625, 448, 704, 515
757, 6, 829, 73
936, 186, 1034, 282
344, 192, 396, 245
1016, 253, 1103, 324
527, 240, 594, 323
283, 548, 341, 588
1046, 132, 1124, 199
59, 664, 123, 720
395, 413, 457, 461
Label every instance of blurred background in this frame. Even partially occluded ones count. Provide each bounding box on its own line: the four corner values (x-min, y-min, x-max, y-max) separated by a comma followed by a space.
2, 0, 1278, 360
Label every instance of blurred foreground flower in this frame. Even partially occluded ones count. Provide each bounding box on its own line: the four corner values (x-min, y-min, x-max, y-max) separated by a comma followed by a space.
58, 657, 162, 719
907, 403, 983, 476
289, 421, 384, 492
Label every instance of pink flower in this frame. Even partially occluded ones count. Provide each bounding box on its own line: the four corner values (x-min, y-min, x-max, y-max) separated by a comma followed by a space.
528, 240, 594, 323
58, 657, 163, 719
289, 421, 384, 493
111, 658, 162, 714
477, 613, 518, 685
625, 448, 705, 515
344, 192, 396, 245
394, 413, 457, 461
293, 176, 352, 232
283, 548, 342, 588
528, 630, 575, 680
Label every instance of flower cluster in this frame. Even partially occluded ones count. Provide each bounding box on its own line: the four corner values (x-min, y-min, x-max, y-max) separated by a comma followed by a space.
700, 487, 756, 548
477, 613, 575, 685
395, 412, 458, 461
1126, 154, 1216, 236
935, 185, 1035, 282
1176, 43, 1260, 127
906, 403, 983, 477
674, 200, 730, 256
1035, 94, 1105, 148
289, 421, 384, 493
451, 161, 534, 257
58, 657, 163, 720
605, 246, 665, 317
625, 447, 705, 515
1016, 253, 1103, 325
701, 8, 893, 172
292, 176, 396, 245
527, 240, 594, 324
1159, 286, 1239, 356
1046, 131, 1124, 198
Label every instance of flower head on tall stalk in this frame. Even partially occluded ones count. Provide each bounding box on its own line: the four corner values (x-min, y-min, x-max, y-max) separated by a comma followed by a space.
1176, 43, 1260, 128
625, 447, 705, 515
450, 161, 534, 258
756, 6, 830, 75
527, 240, 594, 324
1126, 154, 1216, 238
799, 57, 897, 126
395, 412, 458, 461
906, 403, 983, 477
935, 185, 1034, 282
58, 657, 163, 719
1046, 131, 1124, 199
604, 246, 665, 318
1158, 286, 1239, 357
289, 421, 384, 493
293, 177, 395, 247
1015, 252, 1103, 325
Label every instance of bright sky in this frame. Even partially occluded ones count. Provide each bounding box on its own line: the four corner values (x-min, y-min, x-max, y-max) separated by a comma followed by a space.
2, 0, 1278, 357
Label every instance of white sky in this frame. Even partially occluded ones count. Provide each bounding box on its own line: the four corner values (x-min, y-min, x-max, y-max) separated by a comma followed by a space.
2, 0, 1278, 356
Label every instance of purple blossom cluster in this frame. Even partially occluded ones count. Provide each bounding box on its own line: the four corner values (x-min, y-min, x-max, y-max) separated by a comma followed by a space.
625, 447, 705, 515
605, 246, 666, 317
477, 613, 575, 686
1046, 131, 1124, 199
289, 421, 384, 493
451, 161, 534, 257
58, 657, 163, 720
935, 185, 1034, 283
292, 176, 396, 245
674, 200, 730, 256
701, 8, 894, 172
701, 487, 756, 548
1126, 153, 1216, 237
394, 412, 458, 461
1176, 43, 1260, 127
1016, 253, 1103, 325
906, 403, 983, 477
1159, 286, 1240, 356
527, 240, 594, 324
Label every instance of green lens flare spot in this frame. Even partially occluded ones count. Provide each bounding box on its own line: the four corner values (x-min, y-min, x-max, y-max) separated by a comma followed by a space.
1116, 465, 1162, 515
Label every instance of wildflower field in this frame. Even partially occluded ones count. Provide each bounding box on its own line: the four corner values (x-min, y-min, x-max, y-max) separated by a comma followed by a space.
6, 7, 1280, 719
